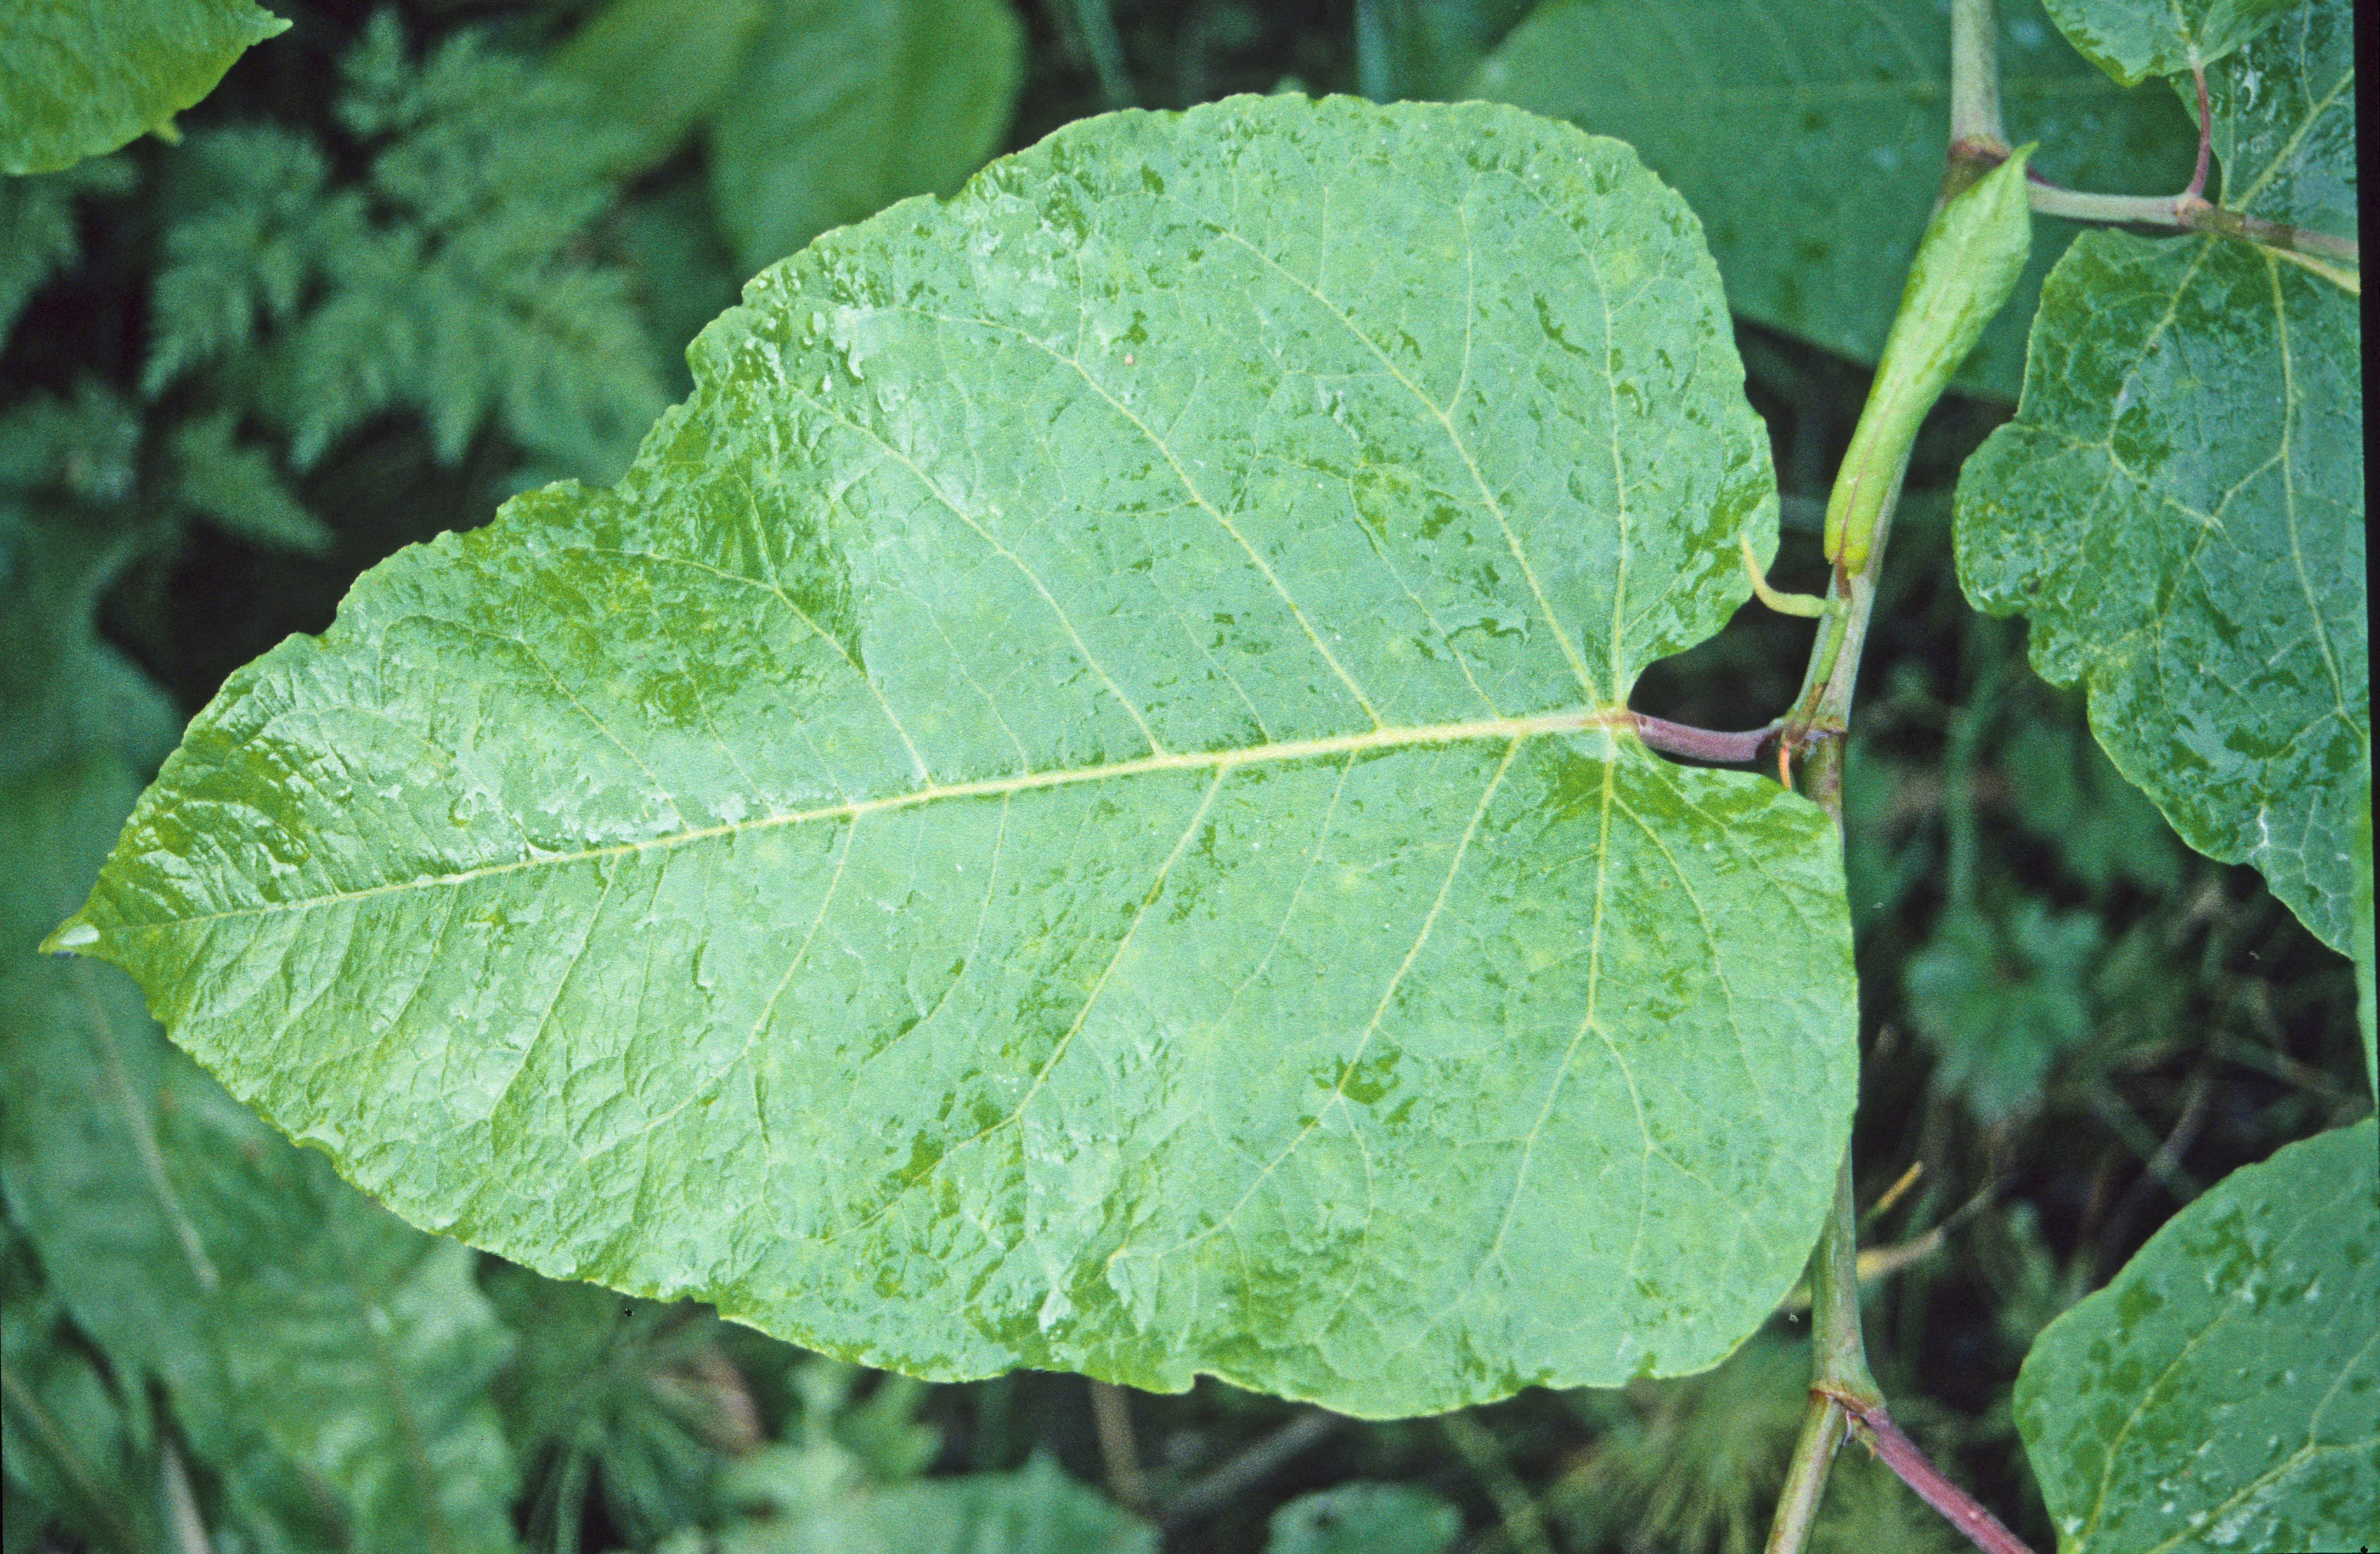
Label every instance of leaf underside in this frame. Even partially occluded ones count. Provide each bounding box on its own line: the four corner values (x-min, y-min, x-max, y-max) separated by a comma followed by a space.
1956, 0, 2365, 954
2016, 1118, 2380, 1552
60, 96, 1855, 1417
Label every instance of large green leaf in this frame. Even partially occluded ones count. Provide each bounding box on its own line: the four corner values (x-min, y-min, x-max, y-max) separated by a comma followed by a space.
1954, 0, 2364, 954
1467, 0, 2196, 400
0, 0, 288, 175
0, 751, 522, 1553
2016, 1118, 2379, 1552
705, 0, 1023, 274
53, 96, 1856, 1417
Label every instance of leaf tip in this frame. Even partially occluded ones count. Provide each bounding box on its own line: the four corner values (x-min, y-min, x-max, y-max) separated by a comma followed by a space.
42, 920, 100, 956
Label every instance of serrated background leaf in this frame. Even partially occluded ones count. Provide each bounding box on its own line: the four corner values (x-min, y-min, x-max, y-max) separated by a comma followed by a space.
2043, 0, 2299, 88
59, 96, 1855, 1418
1, 749, 522, 1553
706, 0, 1024, 275
1954, 0, 2363, 954
1466, 0, 2197, 399
0, 0, 288, 175
2016, 1118, 2379, 1552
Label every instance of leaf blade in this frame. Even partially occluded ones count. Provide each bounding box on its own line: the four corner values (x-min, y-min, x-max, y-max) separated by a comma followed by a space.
1954, 1, 2364, 952
0, 0, 288, 175
60, 97, 1855, 1416
2016, 1119, 2380, 1553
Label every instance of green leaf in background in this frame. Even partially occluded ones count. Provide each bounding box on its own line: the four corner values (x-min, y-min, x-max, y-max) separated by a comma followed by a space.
2015, 1118, 2379, 1553
54, 97, 1856, 1417
1351, 0, 1536, 104
1, 1223, 162, 1554
1904, 901, 2102, 1124
549, 0, 769, 175
1954, 0, 2364, 954
2000, 717, 2182, 894
1262, 1482, 1462, 1554
1468, 0, 2197, 399
166, 410, 335, 555
2043, 0, 2298, 87
706, 0, 1023, 274
712, 1449, 1153, 1554
0, 749, 523, 1553
0, 156, 134, 344
0, 0, 288, 175
0, 502, 179, 782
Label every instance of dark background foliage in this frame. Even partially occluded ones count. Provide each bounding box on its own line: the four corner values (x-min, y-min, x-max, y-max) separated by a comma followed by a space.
2, 3, 2364, 1551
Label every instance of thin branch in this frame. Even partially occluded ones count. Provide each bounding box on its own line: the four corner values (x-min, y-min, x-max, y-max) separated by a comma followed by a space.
2023, 179, 2359, 267
1765, 1394, 1849, 1554
1087, 1379, 1149, 1513
2183, 61, 2212, 202
1157, 1409, 1339, 1527
1774, 1225, 1949, 1315
1827, 1400, 2038, 1554
161, 1437, 215, 1554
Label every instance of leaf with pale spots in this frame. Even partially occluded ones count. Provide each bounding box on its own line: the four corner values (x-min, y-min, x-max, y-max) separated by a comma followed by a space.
52, 96, 1854, 1417
2017, 1119, 2379, 1552
1955, 0, 2364, 953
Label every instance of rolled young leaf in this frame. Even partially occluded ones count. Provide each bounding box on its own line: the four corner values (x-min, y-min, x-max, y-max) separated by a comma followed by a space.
1467, 0, 2195, 401
1824, 147, 2033, 573
50, 96, 1856, 1418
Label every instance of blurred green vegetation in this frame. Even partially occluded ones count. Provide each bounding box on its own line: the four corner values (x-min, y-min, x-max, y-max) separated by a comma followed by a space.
2, 3, 2363, 1551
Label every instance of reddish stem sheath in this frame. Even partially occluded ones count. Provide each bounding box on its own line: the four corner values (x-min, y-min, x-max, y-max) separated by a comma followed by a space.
1629, 712, 1779, 766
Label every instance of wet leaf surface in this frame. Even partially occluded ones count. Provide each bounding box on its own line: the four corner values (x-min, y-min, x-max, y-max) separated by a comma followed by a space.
2042, 0, 2300, 87
1955, 0, 2363, 953
55, 97, 1856, 1417
2016, 1118, 2379, 1553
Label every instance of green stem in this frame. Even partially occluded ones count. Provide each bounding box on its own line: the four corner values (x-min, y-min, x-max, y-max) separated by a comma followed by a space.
1948, 0, 2005, 148
2024, 183, 2359, 270
1765, 1394, 1848, 1554
1812, 1149, 1882, 1407
1764, 1150, 1878, 1554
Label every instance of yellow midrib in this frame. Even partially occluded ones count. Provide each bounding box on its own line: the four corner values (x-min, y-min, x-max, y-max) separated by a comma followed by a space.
86, 705, 1633, 936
